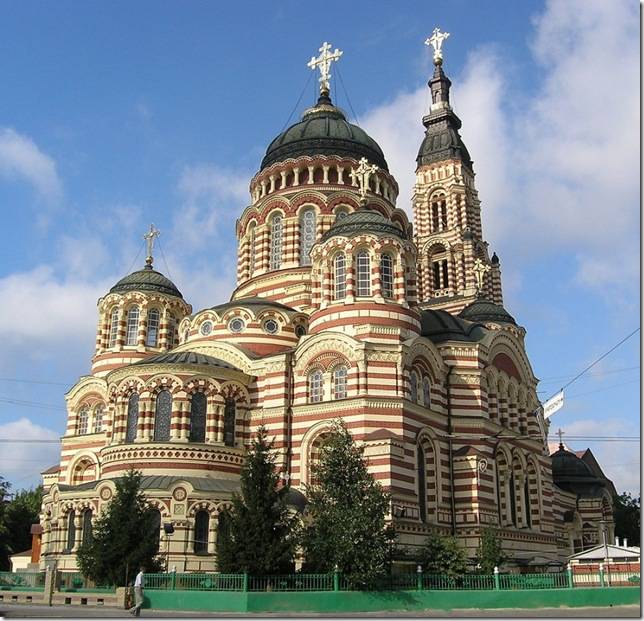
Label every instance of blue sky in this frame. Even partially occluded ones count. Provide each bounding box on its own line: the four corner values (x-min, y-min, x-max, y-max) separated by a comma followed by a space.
0, 0, 639, 494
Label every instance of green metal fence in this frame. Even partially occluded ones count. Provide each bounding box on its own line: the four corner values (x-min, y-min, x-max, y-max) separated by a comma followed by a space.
0, 571, 45, 591
56, 571, 115, 592
422, 573, 496, 590
499, 572, 568, 590
145, 573, 244, 591
249, 574, 333, 592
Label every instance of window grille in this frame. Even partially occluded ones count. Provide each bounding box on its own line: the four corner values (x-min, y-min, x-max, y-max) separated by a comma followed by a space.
77, 406, 89, 435
189, 392, 207, 443
125, 306, 139, 346
269, 213, 283, 270
146, 309, 160, 347
153, 390, 172, 442
93, 405, 104, 433
125, 393, 139, 443
332, 366, 347, 400
356, 251, 371, 296
108, 307, 119, 347
334, 254, 346, 300
299, 209, 316, 266
309, 370, 323, 403
380, 253, 393, 298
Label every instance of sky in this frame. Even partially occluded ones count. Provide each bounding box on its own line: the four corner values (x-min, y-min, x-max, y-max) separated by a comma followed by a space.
0, 0, 639, 494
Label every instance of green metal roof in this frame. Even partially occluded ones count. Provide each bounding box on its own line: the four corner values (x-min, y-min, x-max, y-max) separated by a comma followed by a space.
321, 208, 407, 242
110, 265, 183, 298
458, 298, 517, 326
131, 351, 239, 370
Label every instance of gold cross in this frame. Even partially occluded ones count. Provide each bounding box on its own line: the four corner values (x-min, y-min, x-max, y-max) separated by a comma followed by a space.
354, 158, 379, 202
143, 224, 160, 267
307, 42, 343, 93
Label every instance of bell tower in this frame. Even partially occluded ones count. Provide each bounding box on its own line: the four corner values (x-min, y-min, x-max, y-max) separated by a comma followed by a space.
413, 28, 503, 314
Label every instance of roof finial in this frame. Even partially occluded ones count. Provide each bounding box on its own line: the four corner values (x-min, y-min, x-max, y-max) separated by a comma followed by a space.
307, 41, 343, 95
425, 27, 450, 65
143, 224, 160, 269
353, 157, 378, 205
557, 428, 565, 450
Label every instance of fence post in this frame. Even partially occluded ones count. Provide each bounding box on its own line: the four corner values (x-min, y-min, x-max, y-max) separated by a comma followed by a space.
566, 563, 574, 588
333, 564, 340, 592
493, 566, 500, 590
598, 563, 605, 587
416, 565, 423, 591
171, 566, 176, 591
243, 572, 249, 592
44, 565, 56, 606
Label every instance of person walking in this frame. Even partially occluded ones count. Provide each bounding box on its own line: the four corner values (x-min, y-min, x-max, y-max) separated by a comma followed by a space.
129, 567, 145, 617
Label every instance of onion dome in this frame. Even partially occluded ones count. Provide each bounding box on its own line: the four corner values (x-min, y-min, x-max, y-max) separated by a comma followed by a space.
260, 91, 388, 172
551, 445, 607, 497
321, 207, 407, 242
420, 309, 486, 343
458, 298, 516, 326
110, 263, 183, 299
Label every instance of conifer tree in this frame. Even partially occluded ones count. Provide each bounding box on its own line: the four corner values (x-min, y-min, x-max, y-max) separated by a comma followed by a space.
300, 419, 390, 588
216, 426, 297, 574
77, 470, 162, 586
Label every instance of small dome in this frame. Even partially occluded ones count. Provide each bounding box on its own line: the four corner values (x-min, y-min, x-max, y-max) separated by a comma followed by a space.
132, 351, 238, 370
321, 208, 407, 243
420, 309, 486, 344
551, 446, 606, 497
458, 298, 516, 326
261, 92, 388, 172
110, 265, 183, 299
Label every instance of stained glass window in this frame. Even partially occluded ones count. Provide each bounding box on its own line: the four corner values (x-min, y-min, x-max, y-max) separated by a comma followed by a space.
77, 406, 89, 435
66, 510, 76, 551
223, 398, 236, 447
154, 390, 172, 442
125, 306, 139, 346
194, 510, 209, 554
189, 392, 207, 443
332, 366, 347, 400
82, 509, 93, 545
269, 213, 283, 270
125, 393, 139, 443
334, 254, 346, 300
380, 253, 393, 298
146, 309, 160, 347
356, 251, 371, 296
108, 307, 119, 347
299, 208, 316, 266
309, 370, 323, 403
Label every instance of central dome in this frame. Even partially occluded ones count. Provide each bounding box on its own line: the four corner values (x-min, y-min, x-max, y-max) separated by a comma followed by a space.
260, 92, 388, 172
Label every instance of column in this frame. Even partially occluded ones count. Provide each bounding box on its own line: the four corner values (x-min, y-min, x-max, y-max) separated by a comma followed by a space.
269, 175, 276, 193
116, 305, 126, 349
280, 170, 287, 189
307, 166, 314, 184
322, 166, 330, 184
373, 255, 383, 302
345, 254, 355, 302
337, 165, 344, 184
293, 167, 300, 186
72, 513, 82, 552
137, 306, 148, 350
206, 397, 217, 444
159, 308, 169, 350
215, 404, 224, 443
208, 519, 217, 555
139, 397, 152, 442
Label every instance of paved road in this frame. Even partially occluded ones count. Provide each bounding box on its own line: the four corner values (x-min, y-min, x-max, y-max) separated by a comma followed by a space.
0, 604, 640, 618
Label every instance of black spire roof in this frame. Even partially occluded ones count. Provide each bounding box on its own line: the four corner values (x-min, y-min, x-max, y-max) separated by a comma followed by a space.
261, 90, 388, 172
416, 63, 472, 170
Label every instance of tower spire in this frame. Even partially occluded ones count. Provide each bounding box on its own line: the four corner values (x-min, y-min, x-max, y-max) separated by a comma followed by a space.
424, 27, 452, 112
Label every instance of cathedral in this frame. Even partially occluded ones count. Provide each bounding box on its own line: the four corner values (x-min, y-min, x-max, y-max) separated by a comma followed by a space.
38, 33, 615, 573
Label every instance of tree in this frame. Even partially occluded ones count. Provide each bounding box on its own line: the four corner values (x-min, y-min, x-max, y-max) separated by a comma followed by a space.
474, 528, 505, 574
216, 426, 297, 574
300, 419, 391, 589
416, 532, 468, 577
614, 492, 640, 547
0, 482, 42, 571
77, 470, 162, 586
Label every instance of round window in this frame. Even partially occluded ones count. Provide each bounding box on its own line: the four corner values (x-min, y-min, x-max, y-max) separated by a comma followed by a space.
228, 317, 245, 333
263, 319, 279, 334
295, 325, 307, 338
200, 321, 213, 336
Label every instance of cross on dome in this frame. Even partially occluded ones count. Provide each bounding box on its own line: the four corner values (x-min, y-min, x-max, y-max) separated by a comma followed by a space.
425, 27, 450, 65
354, 157, 379, 202
557, 428, 565, 449
143, 224, 160, 268
307, 41, 343, 93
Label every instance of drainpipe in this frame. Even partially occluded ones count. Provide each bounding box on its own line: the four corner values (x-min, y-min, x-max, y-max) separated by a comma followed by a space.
285, 351, 295, 481
446, 365, 456, 536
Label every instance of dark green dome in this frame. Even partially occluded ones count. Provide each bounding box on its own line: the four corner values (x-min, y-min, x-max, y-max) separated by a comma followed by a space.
261, 92, 388, 172
110, 265, 183, 298
420, 309, 486, 344
551, 446, 607, 497
458, 298, 516, 325
320, 208, 407, 242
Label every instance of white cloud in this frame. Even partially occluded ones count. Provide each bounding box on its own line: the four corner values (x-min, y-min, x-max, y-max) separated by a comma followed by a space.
0, 418, 60, 489
361, 0, 638, 296
0, 128, 62, 200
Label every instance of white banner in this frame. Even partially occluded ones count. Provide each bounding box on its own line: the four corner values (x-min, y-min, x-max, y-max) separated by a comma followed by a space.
543, 390, 564, 419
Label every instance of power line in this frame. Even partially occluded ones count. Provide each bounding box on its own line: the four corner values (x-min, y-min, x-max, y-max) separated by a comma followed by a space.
336, 66, 360, 125
280, 71, 313, 133
0, 396, 66, 411
0, 439, 61, 444
156, 237, 174, 282
538, 365, 640, 384
0, 377, 69, 386
126, 239, 145, 274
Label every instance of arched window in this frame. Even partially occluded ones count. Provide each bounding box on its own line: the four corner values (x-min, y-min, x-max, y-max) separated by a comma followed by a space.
108, 307, 119, 348
150, 509, 161, 552
418, 446, 426, 523
410, 371, 419, 403
125, 306, 139, 346
77, 406, 89, 435
432, 259, 449, 290
93, 405, 104, 433
194, 510, 209, 554
309, 369, 323, 403
334, 253, 346, 300
189, 392, 207, 443
356, 251, 371, 296
82, 509, 93, 546
223, 398, 236, 447
332, 366, 347, 400
125, 393, 139, 443
431, 194, 448, 232
422, 377, 431, 408
146, 309, 160, 347
269, 213, 283, 270
248, 223, 257, 275
66, 510, 76, 551
380, 253, 393, 298
299, 208, 316, 266
153, 390, 172, 442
